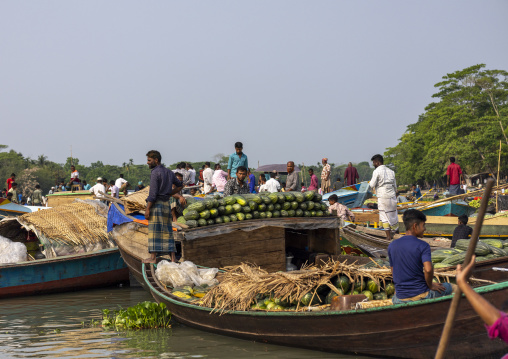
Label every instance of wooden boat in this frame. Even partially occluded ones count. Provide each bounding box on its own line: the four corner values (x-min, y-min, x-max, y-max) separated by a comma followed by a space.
321, 181, 372, 208
342, 226, 508, 282
143, 263, 508, 358
0, 248, 129, 298
0, 198, 32, 217
418, 200, 476, 217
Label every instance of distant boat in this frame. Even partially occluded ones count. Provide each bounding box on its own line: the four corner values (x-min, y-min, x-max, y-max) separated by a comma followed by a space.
0, 198, 32, 217
418, 200, 476, 217
321, 182, 372, 208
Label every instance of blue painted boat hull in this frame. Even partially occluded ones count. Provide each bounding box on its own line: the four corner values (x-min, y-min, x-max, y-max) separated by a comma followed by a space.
0, 248, 129, 298
321, 182, 371, 208
420, 201, 476, 217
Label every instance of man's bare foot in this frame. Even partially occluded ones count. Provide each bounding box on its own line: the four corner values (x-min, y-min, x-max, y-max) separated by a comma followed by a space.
142, 253, 157, 263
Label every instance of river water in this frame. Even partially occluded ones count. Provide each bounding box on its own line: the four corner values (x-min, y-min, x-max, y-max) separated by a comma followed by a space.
0, 286, 371, 359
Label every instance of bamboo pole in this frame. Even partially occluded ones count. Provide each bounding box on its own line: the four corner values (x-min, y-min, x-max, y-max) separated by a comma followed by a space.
434, 178, 494, 359
496, 140, 501, 212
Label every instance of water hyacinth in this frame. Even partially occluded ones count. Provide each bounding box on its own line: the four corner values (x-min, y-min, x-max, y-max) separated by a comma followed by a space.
101, 301, 171, 330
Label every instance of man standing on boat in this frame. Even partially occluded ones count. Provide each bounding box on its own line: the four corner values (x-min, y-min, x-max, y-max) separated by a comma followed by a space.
369, 154, 398, 240
285, 161, 299, 192
144, 150, 185, 264
115, 174, 129, 196
202, 162, 214, 194
321, 158, 331, 193
6, 173, 15, 192
227, 142, 248, 180
446, 157, 463, 196
344, 162, 359, 186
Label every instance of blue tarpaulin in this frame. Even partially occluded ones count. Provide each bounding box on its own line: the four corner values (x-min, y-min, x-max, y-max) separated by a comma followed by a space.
107, 203, 145, 232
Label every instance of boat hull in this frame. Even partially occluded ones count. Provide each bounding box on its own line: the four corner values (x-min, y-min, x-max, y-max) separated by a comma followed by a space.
144, 264, 508, 359
0, 248, 129, 298
420, 201, 476, 217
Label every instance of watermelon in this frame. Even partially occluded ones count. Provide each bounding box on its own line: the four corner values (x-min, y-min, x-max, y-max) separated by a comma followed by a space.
276, 193, 285, 204
349, 289, 360, 295
197, 218, 207, 227
354, 280, 366, 292
245, 213, 253, 220
284, 192, 295, 202
280, 210, 289, 217
206, 219, 215, 225
316, 211, 324, 217
187, 201, 205, 212
268, 193, 278, 204
385, 283, 395, 296
373, 292, 388, 301
434, 263, 451, 269
182, 208, 189, 216
456, 239, 491, 256
213, 194, 221, 200
215, 217, 223, 224
242, 206, 251, 213
248, 201, 258, 211
209, 209, 219, 218
301, 293, 317, 306
267, 204, 275, 211
234, 195, 247, 206
487, 244, 507, 257
186, 220, 198, 228
294, 192, 305, 203
304, 191, 315, 201
303, 211, 311, 217
236, 212, 246, 221
262, 196, 272, 205
199, 210, 211, 220
295, 209, 303, 217
310, 211, 316, 217
258, 203, 267, 211
222, 215, 230, 223
184, 210, 200, 221
272, 210, 281, 218
481, 239, 504, 249
290, 201, 298, 210
325, 289, 344, 304
217, 198, 226, 207
367, 279, 379, 293
232, 204, 242, 213
306, 201, 315, 210
251, 195, 262, 204
287, 210, 295, 217
321, 203, 328, 211
266, 212, 273, 218
203, 199, 214, 210
314, 193, 322, 202
224, 196, 236, 206
282, 202, 291, 211
259, 212, 267, 219
217, 205, 226, 215
299, 202, 308, 211
177, 216, 186, 225
333, 275, 351, 292
274, 203, 282, 211
229, 214, 238, 222
361, 290, 374, 301
252, 211, 260, 219
210, 198, 219, 208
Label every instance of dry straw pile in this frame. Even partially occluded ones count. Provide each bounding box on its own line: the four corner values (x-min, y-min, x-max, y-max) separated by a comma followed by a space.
122, 187, 149, 214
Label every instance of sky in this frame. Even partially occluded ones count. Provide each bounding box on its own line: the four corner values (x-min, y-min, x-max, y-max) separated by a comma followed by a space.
1, 1, 507, 168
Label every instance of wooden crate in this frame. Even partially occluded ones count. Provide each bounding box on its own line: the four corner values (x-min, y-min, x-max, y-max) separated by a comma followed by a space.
180, 226, 286, 273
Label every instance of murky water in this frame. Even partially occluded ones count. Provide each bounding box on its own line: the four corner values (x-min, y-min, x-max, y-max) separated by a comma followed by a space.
0, 287, 371, 358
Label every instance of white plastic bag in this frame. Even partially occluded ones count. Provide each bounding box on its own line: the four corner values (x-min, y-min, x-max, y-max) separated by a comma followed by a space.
0, 235, 27, 264
155, 260, 194, 287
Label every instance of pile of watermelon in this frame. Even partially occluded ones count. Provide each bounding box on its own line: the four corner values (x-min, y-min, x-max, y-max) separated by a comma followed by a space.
432, 238, 508, 269
178, 191, 330, 228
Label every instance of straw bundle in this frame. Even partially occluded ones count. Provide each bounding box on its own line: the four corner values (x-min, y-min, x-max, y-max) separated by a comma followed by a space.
122, 187, 149, 214
18, 202, 108, 246
356, 299, 393, 309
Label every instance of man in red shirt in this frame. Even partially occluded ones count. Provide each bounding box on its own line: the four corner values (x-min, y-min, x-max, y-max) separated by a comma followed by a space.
6, 173, 15, 191
344, 162, 360, 186
446, 157, 463, 195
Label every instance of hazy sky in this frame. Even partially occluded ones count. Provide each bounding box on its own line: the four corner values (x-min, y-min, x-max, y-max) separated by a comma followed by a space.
1, 1, 507, 168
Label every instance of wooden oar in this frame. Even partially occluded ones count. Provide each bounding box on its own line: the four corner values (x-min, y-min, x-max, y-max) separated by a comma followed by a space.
434, 178, 495, 359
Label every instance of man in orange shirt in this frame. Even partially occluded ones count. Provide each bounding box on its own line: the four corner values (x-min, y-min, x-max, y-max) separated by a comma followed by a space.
446, 157, 463, 196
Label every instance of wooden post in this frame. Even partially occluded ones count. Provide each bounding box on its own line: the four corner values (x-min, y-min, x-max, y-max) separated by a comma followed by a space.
497, 140, 501, 212
434, 179, 494, 359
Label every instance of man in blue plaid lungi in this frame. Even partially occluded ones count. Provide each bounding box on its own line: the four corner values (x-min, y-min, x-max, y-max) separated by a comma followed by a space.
143, 150, 185, 264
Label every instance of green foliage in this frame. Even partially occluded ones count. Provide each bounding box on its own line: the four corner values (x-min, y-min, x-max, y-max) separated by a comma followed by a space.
385, 64, 508, 185
100, 301, 171, 330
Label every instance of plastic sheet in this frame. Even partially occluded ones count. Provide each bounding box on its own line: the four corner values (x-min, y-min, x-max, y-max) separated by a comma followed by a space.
155, 260, 219, 287
0, 235, 27, 264
179, 217, 340, 241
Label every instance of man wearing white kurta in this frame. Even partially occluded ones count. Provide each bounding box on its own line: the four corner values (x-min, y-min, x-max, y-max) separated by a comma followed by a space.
202, 162, 214, 194
369, 154, 398, 240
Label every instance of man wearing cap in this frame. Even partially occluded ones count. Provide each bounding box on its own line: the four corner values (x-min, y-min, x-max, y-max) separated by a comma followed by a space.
321, 158, 331, 194
135, 181, 145, 192
265, 171, 281, 193
285, 161, 299, 192
89, 178, 106, 200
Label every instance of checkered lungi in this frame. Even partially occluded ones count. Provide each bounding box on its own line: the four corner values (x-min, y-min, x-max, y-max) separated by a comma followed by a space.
148, 200, 175, 254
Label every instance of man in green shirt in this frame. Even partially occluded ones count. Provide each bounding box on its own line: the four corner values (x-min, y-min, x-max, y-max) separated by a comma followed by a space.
32, 185, 43, 206
9, 182, 19, 204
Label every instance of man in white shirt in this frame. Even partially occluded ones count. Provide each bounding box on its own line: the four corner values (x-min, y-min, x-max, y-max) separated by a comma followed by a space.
90, 177, 106, 200
369, 154, 398, 240
109, 180, 119, 198
115, 174, 129, 196
186, 164, 196, 185
202, 162, 214, 194
265, 171, 281, 193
